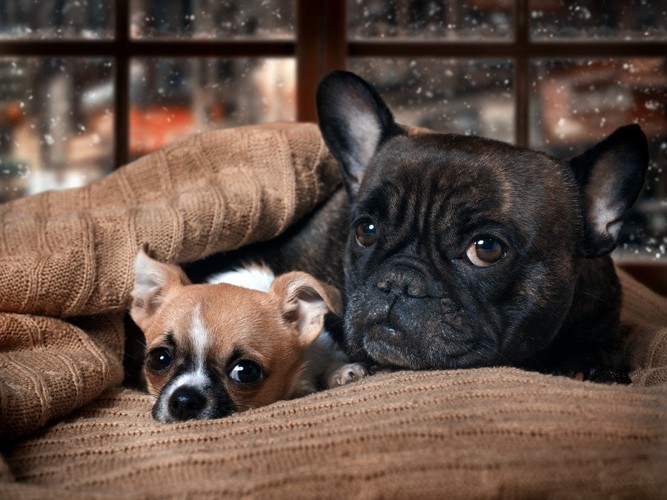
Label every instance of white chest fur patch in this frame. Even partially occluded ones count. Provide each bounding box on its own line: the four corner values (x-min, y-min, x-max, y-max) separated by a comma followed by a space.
207, 263, 276, 292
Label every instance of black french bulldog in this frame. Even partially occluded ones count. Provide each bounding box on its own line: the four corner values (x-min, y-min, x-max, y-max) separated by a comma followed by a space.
188, 70, 648, 384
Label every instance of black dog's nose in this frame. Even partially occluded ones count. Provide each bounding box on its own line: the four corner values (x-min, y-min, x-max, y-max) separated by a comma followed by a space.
168, 386, 207, 421
377, 276, 428, 297
376, 267, 438, 298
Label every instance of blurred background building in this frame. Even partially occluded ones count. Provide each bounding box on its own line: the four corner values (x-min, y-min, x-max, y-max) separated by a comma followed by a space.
0, 0, 665, 260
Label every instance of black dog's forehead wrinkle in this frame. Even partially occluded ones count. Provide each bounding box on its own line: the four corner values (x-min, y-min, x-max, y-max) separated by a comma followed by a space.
356, 180, 403, 219
373, 132, 526, 170
357, 132, 581, 259
372, 132, 574, 195
369, 135, 515, 206
358, 162, 517, 251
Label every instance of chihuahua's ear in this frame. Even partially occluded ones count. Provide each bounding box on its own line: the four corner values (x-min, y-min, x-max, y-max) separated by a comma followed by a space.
270, 272, 343, 347
316, 70, 403, 198
568, 124, 648, 257
130, 247, 190, 330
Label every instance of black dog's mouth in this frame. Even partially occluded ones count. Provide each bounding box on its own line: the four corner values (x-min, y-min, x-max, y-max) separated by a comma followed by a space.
365, 323, 412, 366
362, 322, 484, 370
347, 292, 495, 370
363, 323, 425, 369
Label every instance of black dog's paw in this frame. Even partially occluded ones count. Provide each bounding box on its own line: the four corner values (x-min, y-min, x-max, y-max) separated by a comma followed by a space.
583, 366, 631, 384
552, 365, 631, 384
544, 341, 631, 384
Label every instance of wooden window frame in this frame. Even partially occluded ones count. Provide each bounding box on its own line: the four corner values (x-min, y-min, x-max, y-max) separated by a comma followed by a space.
0, 0, 665, 166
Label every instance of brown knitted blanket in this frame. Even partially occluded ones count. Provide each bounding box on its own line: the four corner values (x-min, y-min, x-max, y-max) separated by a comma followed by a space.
0, 123, 665, 498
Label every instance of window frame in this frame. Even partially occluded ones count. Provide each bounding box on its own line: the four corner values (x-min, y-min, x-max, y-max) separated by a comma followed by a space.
0, 0, 665, 165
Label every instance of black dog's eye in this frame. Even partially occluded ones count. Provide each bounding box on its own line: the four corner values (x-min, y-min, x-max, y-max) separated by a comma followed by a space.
465, 236, 505, 267
354, 219, 378, 247
229, 360, 264, 385
146, 347, 173, 373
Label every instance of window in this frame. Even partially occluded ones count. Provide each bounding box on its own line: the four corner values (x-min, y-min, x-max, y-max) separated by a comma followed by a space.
1, 0, 666, 261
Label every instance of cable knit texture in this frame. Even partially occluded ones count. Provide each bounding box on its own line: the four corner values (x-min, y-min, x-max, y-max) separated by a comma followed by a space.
0, 123, 665, 497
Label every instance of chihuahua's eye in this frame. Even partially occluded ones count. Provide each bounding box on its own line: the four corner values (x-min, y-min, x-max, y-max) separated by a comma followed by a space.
146, 347, 173, 373
465, 236, 505, 267
354, 218, 378, 247
229, 360, 263, 385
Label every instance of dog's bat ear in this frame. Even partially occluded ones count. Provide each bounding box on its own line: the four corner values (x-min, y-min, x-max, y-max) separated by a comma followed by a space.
270, 272, 342, 347
316, 70, 403, 198
568, 124, 648, 257
130, 247, 190, 330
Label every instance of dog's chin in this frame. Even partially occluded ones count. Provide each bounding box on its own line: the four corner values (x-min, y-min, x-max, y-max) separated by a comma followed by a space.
361, 324, 425, 369
343, 286, 495, 370
357, 326, 489, 370
348, 319, 497, 371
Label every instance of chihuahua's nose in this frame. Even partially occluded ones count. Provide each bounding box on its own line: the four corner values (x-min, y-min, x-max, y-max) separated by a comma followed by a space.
169, 386, 207, 421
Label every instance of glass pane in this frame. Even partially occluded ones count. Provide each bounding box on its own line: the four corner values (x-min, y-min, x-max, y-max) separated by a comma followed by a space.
131, 0, 295, 39
530, 58, 667, 260
0, 58, 114, 202
0, 1, 113, 39
349, 58, 515, 142
530, 0, 667, 40
130, 58, 295, 159
348, 0, 513, 40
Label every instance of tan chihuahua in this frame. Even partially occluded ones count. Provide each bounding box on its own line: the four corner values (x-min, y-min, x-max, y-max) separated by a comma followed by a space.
130, 249, 367, 423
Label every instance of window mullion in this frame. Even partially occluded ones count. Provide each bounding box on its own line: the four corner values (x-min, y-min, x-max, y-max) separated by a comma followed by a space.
296, 0, 346, 122
115, 0, 130, 166
515, 0, 530, 148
